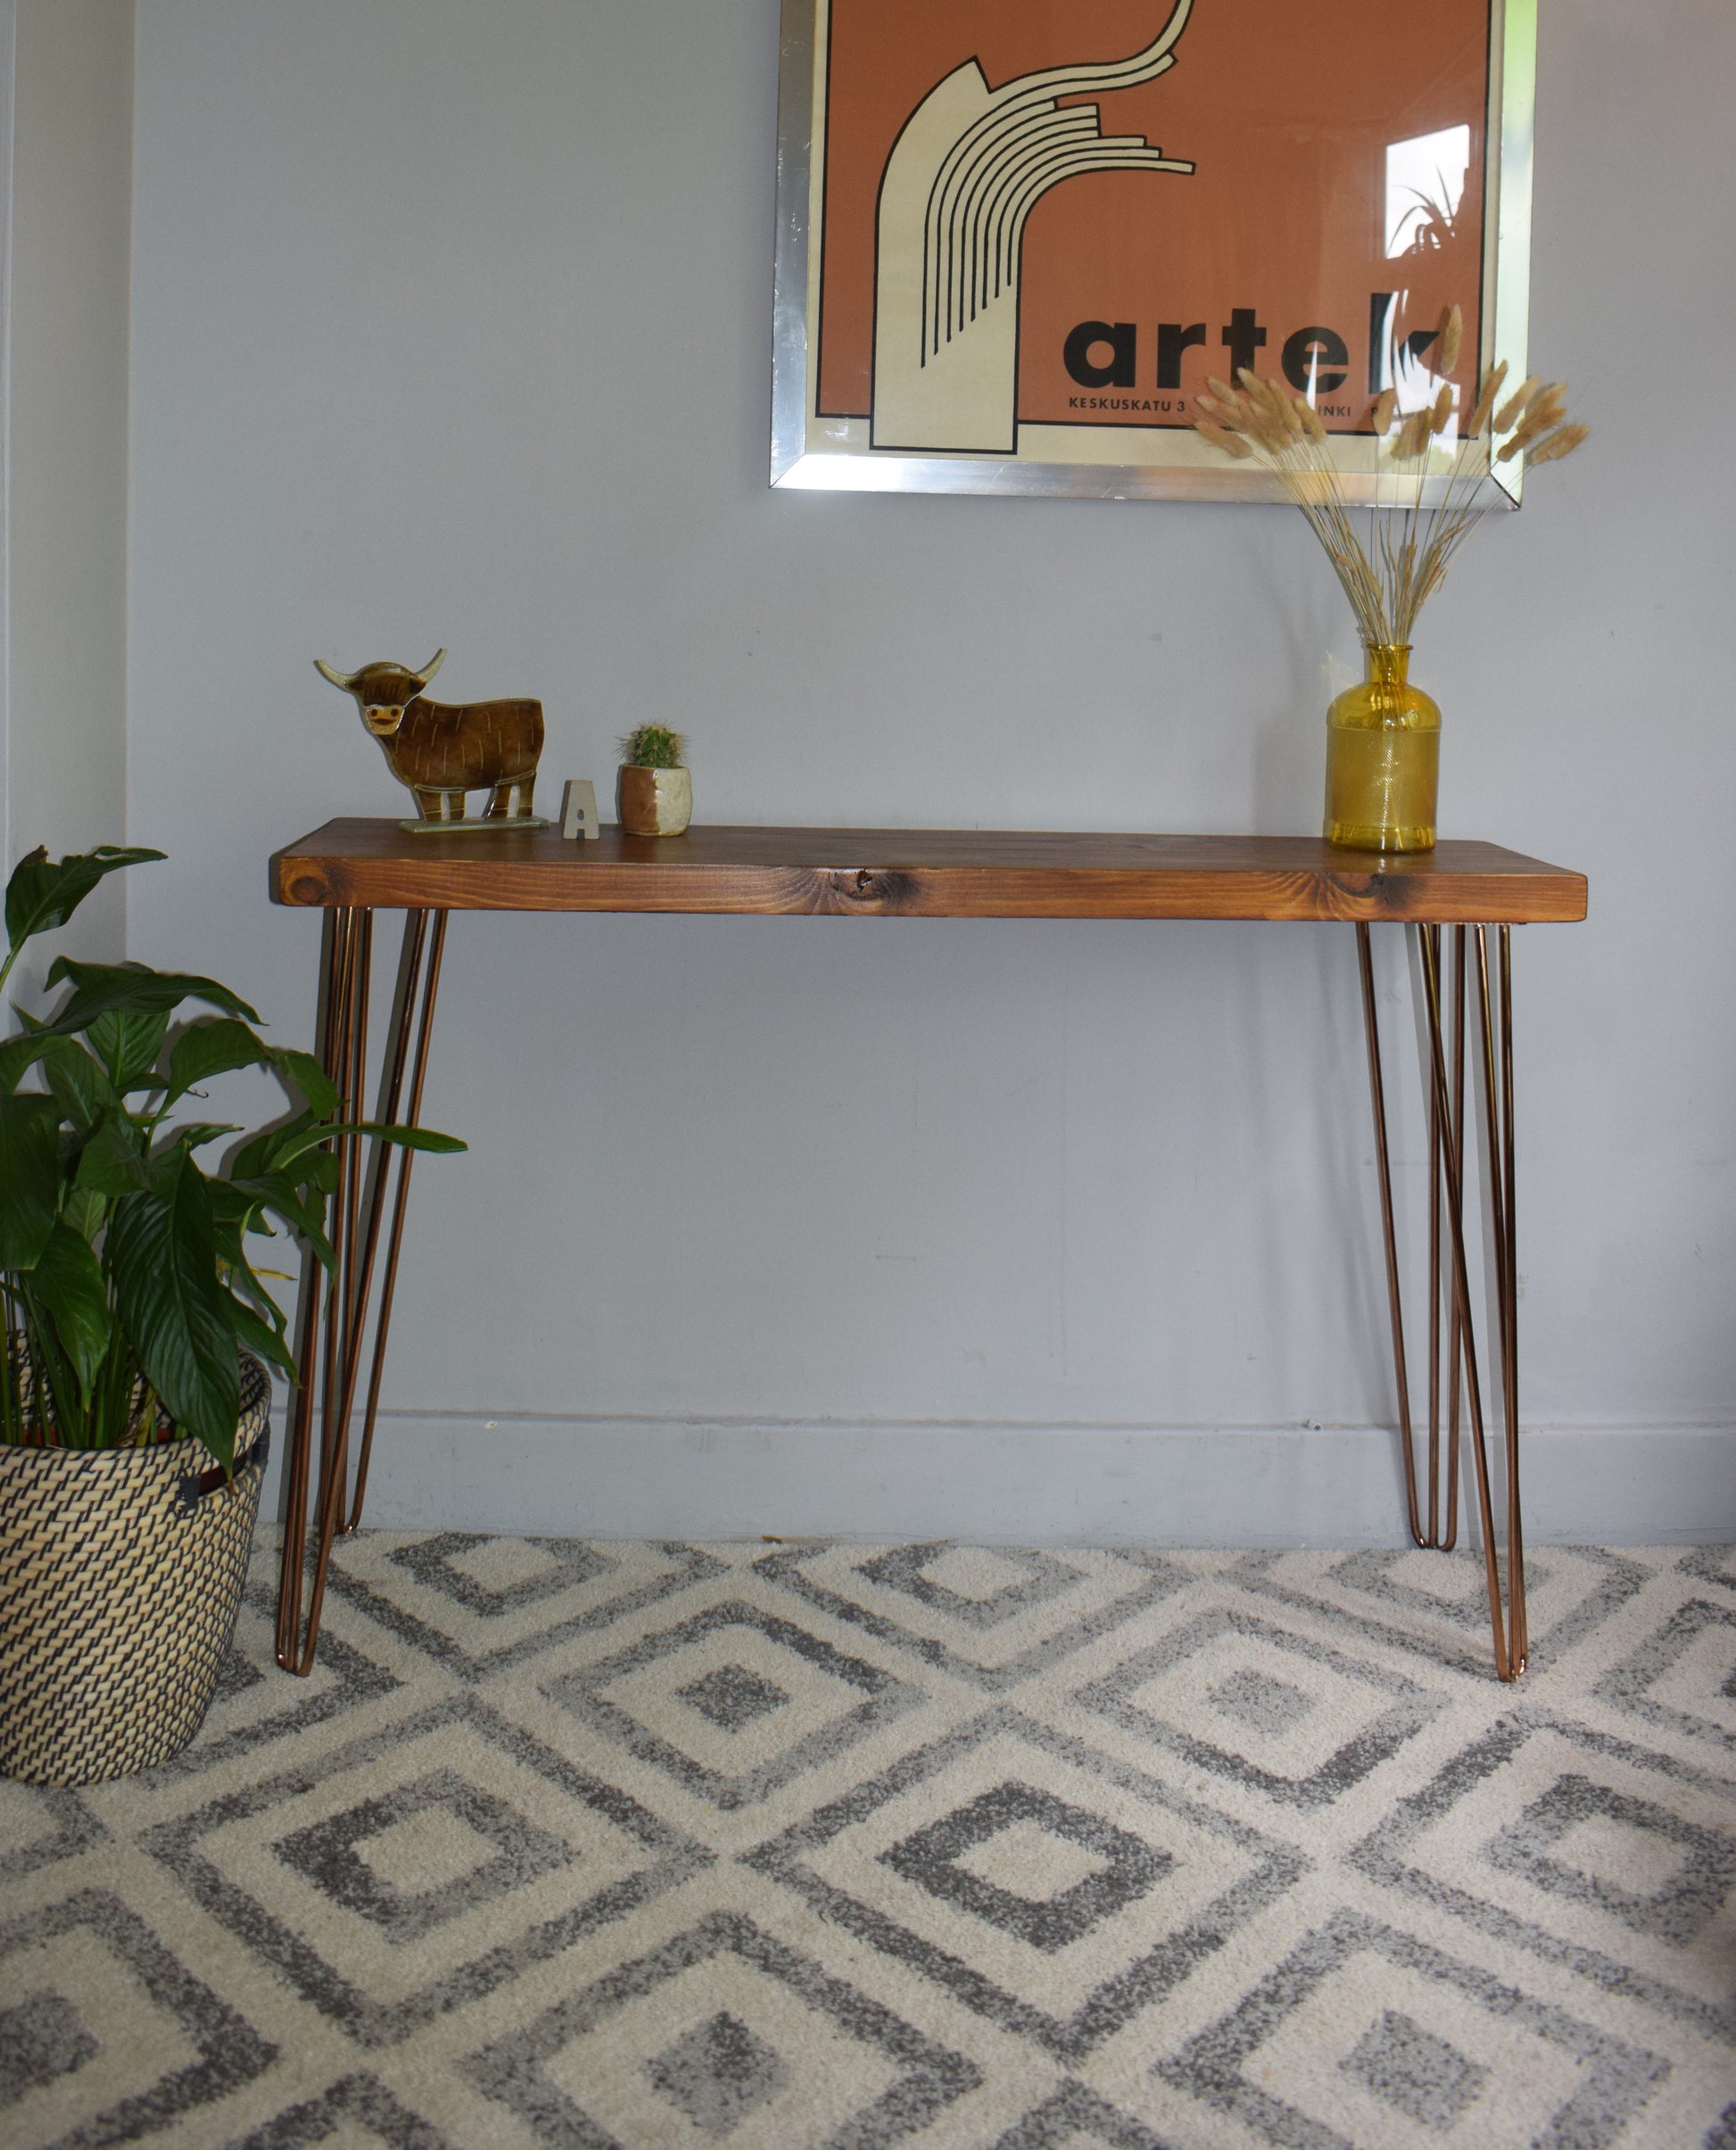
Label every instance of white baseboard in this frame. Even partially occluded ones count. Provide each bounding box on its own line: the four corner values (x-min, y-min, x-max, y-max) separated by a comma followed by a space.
261, 1412, 1736, 1548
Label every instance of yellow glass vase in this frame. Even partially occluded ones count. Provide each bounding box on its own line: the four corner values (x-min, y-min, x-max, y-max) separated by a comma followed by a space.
1323, 643, 1440, 853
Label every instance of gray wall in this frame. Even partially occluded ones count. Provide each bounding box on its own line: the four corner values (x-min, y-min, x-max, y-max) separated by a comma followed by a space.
4, 0, 133, 978
123, 0, 1735, 1536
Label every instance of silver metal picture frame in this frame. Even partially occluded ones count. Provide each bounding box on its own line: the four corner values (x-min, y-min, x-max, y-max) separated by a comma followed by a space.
771, 0, 1534, 505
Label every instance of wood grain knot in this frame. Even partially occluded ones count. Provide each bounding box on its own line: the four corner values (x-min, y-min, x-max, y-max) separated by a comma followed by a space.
824, 867, 913, 911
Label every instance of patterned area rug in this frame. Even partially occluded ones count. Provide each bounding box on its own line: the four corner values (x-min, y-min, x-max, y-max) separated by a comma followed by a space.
3, 1535, 1734, 2148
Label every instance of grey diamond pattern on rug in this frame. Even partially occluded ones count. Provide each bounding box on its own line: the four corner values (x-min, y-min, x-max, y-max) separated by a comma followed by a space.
880, 1781, 1172, 1953
1338, 2006, 1489, 2129
3, 1534, 1733, 2147
678, 1663, 791, 1732
226, 2071, 457, 2148
645, 2007, 789, 2134
0, 1990, 102, 2104
273, 1768, 578, 1943
1484, 1773, 1736, 1947
543, 1597, 927, 1811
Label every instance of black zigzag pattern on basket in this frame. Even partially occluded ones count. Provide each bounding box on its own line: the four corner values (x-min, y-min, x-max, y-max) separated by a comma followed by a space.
0, 1354, 270, 1786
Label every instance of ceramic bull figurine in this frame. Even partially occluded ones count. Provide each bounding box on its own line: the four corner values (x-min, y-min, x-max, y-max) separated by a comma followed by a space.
315, 649, 546, 829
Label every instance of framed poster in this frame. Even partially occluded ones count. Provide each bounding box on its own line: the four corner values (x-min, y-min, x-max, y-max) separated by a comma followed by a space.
771, 0, 1534, 500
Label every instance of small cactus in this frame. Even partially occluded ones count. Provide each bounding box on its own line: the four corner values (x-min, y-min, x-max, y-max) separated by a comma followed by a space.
618, 724, 686, 770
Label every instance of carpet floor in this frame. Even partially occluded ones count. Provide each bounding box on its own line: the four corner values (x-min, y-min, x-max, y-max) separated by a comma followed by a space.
3, 1535, 1734, 2148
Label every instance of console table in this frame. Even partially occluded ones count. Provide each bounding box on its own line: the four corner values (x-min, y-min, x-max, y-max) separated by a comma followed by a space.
269, 821, 1587, 1681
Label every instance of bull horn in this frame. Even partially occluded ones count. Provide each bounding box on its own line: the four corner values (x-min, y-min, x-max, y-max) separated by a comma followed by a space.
414, 648, 447, 687
314, 657, 357, 690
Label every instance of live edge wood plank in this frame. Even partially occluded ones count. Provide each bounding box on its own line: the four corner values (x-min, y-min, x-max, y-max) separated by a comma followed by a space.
271, 821, 1587, 925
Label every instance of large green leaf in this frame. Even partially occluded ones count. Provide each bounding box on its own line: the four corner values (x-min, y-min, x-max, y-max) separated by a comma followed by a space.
231, 1111, 337, 1191
267, 1119, 466, 1170
61, 1185, 105, 1244
12, 1283, 82, 1440
29, 1221, 113, 1402
239, 1169, 326, 1236
166, 1018, 273, 1105
299, 1147, 341, 1195
74, 1110, 150, 1197
108, 1152, 242, 1468
230, 1110, 316, 1185
226, 1251, 287, 1326
350, 1119, 466, 1154
225, 1292, 298, 1382
37, 1036, 119, 1135
166, 1121, 241, 1154
0, 1030, 58, 1094
87, 1006, 173, 1092
269, 1046, 342, 1118
208, 1178, 261, 1230
44, 959, 260, 1036
4, 846, 164, 953
0, 1093, 62, 1269
227, 1170, 336, 1269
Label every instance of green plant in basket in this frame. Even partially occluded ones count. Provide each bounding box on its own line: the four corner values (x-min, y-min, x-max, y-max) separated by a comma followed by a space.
0, 844, 464, 1468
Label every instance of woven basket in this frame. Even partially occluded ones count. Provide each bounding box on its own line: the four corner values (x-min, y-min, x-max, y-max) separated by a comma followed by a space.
0, 1353, 270, 1785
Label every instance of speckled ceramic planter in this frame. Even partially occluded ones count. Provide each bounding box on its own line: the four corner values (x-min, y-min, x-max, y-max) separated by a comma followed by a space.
617, 765, 691, 837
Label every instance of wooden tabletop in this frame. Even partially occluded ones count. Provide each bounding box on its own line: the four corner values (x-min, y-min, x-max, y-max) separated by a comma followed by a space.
271, 821, 1587, 924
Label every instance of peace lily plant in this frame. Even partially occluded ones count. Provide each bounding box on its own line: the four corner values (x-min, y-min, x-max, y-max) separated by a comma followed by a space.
0, 844, 462, 1468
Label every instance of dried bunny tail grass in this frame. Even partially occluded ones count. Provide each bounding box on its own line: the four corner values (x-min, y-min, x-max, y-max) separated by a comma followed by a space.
1438, 305, 1463, 376
1230, 375, 1296, 452
1199, 381, 1266, 437
1195, 418, 1253, 459
1214, 393, 1281, 453
1464, 359, 1509, 438
1287, 467, 1345, 508
1497, 386, 1569, 460
1200, 385, 1256, 426
1493, 375, 1542, 433
1241, 419, 1289, 456
1521, 420, 1590, 467
1237, 368, 1297, 430
1195, 327, 1583, 652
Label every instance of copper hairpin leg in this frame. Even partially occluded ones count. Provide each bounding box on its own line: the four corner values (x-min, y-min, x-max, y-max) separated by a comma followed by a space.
1357, 919, 1526, 1680
276, 905, 450, 1675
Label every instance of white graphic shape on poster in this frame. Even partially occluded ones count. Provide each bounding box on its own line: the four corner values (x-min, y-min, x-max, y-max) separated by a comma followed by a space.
871, 0, 1197, 456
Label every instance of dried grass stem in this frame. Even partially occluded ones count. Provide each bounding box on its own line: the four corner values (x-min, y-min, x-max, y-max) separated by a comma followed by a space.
1192, 341, 1586, 648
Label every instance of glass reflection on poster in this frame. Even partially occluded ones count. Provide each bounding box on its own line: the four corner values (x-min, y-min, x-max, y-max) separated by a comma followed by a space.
771, 0, 1534, 500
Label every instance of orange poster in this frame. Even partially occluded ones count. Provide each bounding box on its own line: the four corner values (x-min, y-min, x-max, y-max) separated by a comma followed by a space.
772, 0, 1532, 495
